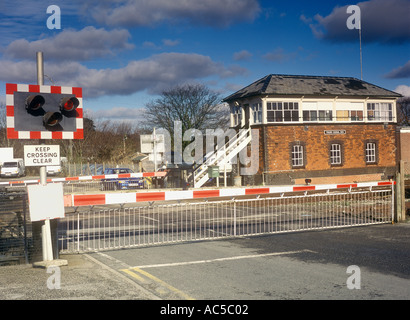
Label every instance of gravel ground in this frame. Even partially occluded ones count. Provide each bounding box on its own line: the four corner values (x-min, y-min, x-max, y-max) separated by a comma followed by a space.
0, 253, 159, 300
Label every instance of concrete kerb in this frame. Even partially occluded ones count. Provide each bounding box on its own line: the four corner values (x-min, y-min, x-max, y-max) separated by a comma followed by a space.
32, 259, 68, 269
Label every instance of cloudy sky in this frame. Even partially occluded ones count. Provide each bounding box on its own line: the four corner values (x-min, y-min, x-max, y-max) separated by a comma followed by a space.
0, 0, 409, 123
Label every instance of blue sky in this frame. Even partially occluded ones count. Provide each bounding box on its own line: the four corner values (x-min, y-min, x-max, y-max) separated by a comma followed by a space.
0, 0, 409, 125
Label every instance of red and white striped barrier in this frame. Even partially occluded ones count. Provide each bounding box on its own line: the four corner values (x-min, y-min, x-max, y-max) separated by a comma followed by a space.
0, 171, 167, 186
63, 181, 395, 207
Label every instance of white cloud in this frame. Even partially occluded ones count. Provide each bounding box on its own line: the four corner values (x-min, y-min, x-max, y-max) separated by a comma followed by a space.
233, 50, 252, 61
87, 107, 145, 122
395, 85, 410, 97
385, 61, 410, 79
162, 39, 180, 47
0, 0, 82, 45
263, 47, 297, 63
306, 0, 410, 44
83, 0, 261, 27
4, 26, 134, 61
0, 52, 247, 98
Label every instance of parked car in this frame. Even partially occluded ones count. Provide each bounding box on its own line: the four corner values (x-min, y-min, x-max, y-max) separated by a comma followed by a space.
100, 168, 144, 191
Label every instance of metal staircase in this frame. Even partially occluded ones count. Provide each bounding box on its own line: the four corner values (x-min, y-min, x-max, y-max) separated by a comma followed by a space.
193, 127, 252, 188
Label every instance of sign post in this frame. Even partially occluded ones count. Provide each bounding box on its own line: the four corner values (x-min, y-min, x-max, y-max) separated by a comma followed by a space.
24, 144, 61, 262
38, 52, 54, 263
6, 52, 82, 266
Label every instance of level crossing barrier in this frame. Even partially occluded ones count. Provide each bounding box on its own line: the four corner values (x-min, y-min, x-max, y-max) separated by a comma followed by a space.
63, 181, 395, 207
58, 181, 395, 253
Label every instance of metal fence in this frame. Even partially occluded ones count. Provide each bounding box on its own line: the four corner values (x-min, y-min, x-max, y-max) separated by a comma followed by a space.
58, 186, 393, 253
0, 192, 32, 265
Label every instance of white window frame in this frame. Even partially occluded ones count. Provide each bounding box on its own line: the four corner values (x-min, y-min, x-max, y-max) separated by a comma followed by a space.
231, 105, 242, 127
367, 103, 393, 122
267, 101, 299, 123
365, 142, 377, 164
292, 144, 304, 167
251, 103, 262, 124
330, 143, 342, 165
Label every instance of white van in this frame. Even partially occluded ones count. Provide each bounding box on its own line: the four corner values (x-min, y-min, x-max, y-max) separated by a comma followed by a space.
0, 159, 25, 178
46, 156, 66, 176
46, 165, 61, 175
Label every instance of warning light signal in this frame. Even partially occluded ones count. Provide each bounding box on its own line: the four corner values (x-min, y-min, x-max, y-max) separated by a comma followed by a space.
6, 83, 83, 140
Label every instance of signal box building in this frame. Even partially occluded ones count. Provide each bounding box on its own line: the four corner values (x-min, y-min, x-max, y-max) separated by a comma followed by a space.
223, 74, 402, 185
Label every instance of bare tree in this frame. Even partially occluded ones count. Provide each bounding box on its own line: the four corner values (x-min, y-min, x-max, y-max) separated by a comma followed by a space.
397, 96, 410, 126
143, 84, 229, 140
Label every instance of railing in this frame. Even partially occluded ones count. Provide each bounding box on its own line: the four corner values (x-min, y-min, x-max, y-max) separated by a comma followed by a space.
193, 127, 252, 188
58, 185, 393, 253
0, 191, 31, 265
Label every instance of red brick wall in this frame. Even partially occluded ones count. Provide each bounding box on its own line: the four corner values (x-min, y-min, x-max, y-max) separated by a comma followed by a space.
400, 132, 410, 162
257, 123, 397, 174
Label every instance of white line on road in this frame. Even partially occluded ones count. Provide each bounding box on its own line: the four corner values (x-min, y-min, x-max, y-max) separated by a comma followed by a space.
131, 249, 316, 269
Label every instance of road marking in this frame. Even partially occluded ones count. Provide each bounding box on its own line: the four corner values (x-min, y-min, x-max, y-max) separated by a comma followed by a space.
121, 268, 147, 283
121, 267, 195, 300
131, 249, 315, 269
83, 253, 161, 300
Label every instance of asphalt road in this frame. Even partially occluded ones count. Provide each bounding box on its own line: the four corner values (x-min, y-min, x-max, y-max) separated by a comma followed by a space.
89, 222, 410, 300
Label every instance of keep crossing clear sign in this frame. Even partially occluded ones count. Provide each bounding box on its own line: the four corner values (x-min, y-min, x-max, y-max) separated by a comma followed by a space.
24, 145, 60, 166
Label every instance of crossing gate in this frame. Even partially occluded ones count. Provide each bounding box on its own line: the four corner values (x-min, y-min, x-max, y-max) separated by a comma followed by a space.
58, 184, 394, 253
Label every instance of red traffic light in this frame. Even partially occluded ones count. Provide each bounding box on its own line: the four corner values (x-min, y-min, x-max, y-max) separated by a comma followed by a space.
25, 95, 45, 111
60, 97, 79, 112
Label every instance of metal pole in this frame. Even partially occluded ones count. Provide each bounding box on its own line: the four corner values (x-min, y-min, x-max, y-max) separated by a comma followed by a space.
37, 52, 47, 186
153, 128, 157, 172
37, 51, 53, 261
36, 52, 44, 86
359, 27, 363, 80
22, 195, 29, 264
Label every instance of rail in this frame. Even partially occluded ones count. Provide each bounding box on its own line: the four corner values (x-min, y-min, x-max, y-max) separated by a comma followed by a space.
0, 171, 167, 187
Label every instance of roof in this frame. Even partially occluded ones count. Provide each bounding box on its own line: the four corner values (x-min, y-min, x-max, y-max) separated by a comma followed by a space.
223, 74, 402, 102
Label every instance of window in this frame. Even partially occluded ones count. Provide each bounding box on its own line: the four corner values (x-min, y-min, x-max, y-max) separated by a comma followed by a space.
284, 102, 299, 122
350, 110, 363, 121
367, 103, 393, 121
330, 143, 342, 166
303, 110, 332, 121
365, 142, 377, 164
336, 110, 364, 121
336, 110, 349, 121
267, 102, 283, 122
303, 110, 317, 122
251, 103, 262, 124
319, 110, 332, 121
232, 105, 242, 126
267, 102, 299, 122
291, 144, 304, 167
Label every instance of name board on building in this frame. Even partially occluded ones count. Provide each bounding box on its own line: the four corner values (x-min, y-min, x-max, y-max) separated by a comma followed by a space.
24, 145, 60, 166
324, 130, 346, 135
